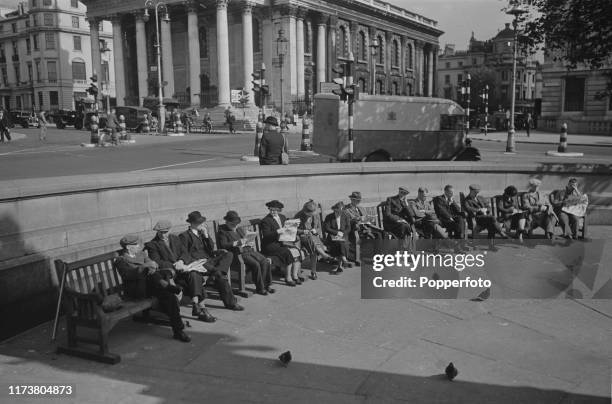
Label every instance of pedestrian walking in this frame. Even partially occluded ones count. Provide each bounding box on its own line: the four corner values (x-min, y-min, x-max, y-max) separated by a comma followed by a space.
526, 113, 533, 137
0, 110, 11, 143
106, 108, 121, 145
39, 110, 48, 141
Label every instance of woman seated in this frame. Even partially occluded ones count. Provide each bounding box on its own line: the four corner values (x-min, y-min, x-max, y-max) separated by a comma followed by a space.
260, 200, 303, 287
323, 202, 352, 274
498, 185, 528, 241
294, 200, 335, 280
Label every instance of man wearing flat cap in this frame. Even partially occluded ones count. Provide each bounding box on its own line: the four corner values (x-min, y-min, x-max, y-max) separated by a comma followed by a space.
259, 116, 288, 165
115, 234, 190, 342
179, 211, 244, 311
463, 184, 509, 239
383, 187, 416, 239
217, 210, 275, 295
344, 191, 383, 241
409, 187, 448, 239
146, 220, 216, 323
522, 178, 556, 239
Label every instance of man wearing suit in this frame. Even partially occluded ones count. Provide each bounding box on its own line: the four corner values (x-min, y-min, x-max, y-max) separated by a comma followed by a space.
409, 187, 448, 239
383, 187, 416, 239
179, 211, 244, 311
259, 116, 287, 165
145, 220, 216, 323
463, 184, 508, 239
323, 202, 352, 273
433, 185, 467, 239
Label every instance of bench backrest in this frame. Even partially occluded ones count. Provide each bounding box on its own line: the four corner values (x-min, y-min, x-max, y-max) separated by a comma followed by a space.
55, 251, 122, 296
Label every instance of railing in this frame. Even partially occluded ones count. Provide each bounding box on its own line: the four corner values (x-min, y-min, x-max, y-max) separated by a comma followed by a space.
291, 97, 311, 116
199, 88, 219, 108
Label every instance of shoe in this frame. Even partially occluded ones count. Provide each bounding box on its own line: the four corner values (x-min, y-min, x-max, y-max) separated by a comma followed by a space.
266, 287, 276, 294
298, 276, 305, 282
194, 306, 217, 323
285, 279, 296, 287
229, 304, 245, 311
293, 278, 302, 285
310, 272, 318, 280
256, 289, 268, 296
167, 284, 182, 294
173, 330, 191, 343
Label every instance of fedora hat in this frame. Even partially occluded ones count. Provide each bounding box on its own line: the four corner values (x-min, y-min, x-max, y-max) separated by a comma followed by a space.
348, 191, 362, 200
223, 210, 241, 224
265, 200, 284, 209
186, 211, 206, 224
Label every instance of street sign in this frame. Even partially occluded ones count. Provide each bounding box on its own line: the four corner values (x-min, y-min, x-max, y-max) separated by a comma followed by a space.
231, 89, 242, 103
319, 82, 341, 94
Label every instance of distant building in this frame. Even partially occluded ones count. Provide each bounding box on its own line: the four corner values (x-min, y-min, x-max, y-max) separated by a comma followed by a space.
437, 25, 540, 115
0, 0, 115, 112
540, 55, 612, 135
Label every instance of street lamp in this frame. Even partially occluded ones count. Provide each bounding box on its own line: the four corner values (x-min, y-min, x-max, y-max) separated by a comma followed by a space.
276, 29, 288, 122
505, 0, 527, 153
100, 40, 111, 114
370, 38, 379, 95
143, 0, 169, 133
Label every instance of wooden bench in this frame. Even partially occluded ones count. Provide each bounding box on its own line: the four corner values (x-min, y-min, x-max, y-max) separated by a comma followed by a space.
345, 202, 386, 264
54, 251, 165, 364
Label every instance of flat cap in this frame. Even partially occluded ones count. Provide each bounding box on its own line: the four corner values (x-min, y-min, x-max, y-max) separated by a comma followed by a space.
398, 187, 410, 194
120, 234, 139, 247
528, 178, 542, 186
153, 220, 172, 232
469, 184, 481, 191
331, 201, 345, 210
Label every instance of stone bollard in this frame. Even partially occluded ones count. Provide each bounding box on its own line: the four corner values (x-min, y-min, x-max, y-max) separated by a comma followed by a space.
557, 122, 568, 153
254, 119, 264, 156
119, 115, 129, 142
90, 114, 100, 145
141, 116, 150, 135
300, 117, 312, 151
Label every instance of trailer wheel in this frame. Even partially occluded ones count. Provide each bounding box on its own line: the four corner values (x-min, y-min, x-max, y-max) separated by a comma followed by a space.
363, 150, 392, 162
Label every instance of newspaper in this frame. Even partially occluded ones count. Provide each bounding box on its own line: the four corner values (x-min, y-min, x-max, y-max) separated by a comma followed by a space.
184, 259, 208, 274
562, 194, 588, 217
279, 219, 300, 242
242, 231, 258, 248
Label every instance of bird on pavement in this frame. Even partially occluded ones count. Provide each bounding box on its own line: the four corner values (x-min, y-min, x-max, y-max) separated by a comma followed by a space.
445, 362, 458, 381
471, 288, 491, 302
279, 351, 292, 367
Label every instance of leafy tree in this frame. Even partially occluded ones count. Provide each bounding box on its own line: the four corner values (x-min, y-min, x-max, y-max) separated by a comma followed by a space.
465, 66, 502, 114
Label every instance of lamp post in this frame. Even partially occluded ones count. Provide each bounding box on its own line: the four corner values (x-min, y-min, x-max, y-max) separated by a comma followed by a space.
370, 38, 379, 95
505, 0, 527, 153
100, 41, 111, 114
276, 29, 288, 121
143, 0, 169, 133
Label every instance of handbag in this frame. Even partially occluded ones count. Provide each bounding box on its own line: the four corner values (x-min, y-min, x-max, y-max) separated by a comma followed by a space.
281, 134, 290, 165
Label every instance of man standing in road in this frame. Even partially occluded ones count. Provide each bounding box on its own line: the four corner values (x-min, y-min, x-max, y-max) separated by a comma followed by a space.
106, 108, 121, 145
259, 116, 286, 165
39, 110, 48, 141
0, 110, 11, 143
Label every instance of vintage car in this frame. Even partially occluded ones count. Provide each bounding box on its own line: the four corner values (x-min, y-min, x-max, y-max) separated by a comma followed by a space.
9, 110, 39, 128
115, 106, 152, 132
51, 109, 83, 129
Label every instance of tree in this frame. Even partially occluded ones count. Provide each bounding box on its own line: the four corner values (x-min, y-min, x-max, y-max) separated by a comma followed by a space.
466, 66, 501, 114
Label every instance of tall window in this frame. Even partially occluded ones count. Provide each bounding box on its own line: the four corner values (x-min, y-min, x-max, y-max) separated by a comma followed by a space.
377, 35, 384, 65
406, 43, 413, 69
198, 27, 207, 58
564, 77, 585, 112
32, 0, 38, 7
101, 61, 109, 82
47, 60, 57, 82
392, 40, 399, 67
304, 22, 312, 53
26, 38, 31, 54
49, 91, 59, 108
444, 74, 450, 84
72, 60, 85, 81
33, 34, 39, 50
12, 41, 18, 56
33, 14, 38, 26
27, 63, 33, 82
457, 74, 463, 84
358, 31, 366, 61
252, 19, 261, 52
1, 67, 7, 86
14, 64, 20, 83
501, 70, 508, 81
358, 77, 366, 93
43, 13, 53, 26
73, 36, 81, 50
11, 23, 17, 33
376, 79, 384, 94
45, 32, 55, 49
392, 81, 399, 95
71, 0, 79, 7
0, 45, 4, 60
338, 26, 348, 58
35, 60, 41, 81
38, 92, 43, 109
72, 16, 79, 28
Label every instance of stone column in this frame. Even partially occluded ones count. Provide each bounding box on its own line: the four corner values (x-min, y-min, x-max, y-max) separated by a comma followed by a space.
327, 15, 337, 82
295, 9, 305, 97
242, 2, 254, 106
89, 18, 102, 83
216, 0, 231, 106
369, 26, 376, 94
134, 14, 148, 106
187, 1, 201, 106
110, 16, 126, 106
316, 15, 326, 88
160, 12, 175, 97
288, 8, 297, 98
427, 46, 433, 97
414, 40, 423, 96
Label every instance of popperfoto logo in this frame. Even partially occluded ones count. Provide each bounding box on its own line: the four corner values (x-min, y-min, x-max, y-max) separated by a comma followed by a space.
360, 238, 612, 300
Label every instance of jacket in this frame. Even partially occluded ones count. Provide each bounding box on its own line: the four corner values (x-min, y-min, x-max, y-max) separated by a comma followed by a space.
323, 212, 351, 242
114, 250, 158, 281
259, 130, 287, 165
179, 228, 216, 262
433, 195, 462, 223
383, 195, 415, 225
145, 233, 192, 268
260, 213, 286, 249
463, 194, 491, 217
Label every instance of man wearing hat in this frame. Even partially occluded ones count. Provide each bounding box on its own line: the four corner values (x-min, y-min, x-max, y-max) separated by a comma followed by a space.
115, 234, 190, 342
344, 191, 383, 241
522, 178, 556, 239
217, 210, 275, 295
464, 184, 508, 239
409, 187, 448, 239
179, 211, 244, 311
146, 220, 217, 323
383, 187, 416, 239
433, 185, 467, 239
323, 202, 352, 273
259, 116, 288, 165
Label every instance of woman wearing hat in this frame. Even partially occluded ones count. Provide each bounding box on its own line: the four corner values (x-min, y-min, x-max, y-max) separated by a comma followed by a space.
521, 178, 556, 239
498, 185, 528, 241
344, 191, 382, 240
260, 200, 303, 286
217, 211, 275, 295
323, 202, 352, 274
294, 200, 335, 280
259, 116, 288, 165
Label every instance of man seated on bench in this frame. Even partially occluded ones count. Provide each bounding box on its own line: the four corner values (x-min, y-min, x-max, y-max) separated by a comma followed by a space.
549, 177, 588, 239
522, 178, 556, 240
343, 191, 383, 240
145, 220, 217, 323
179, 211, 244, 311
463, 184, 509, 240
409, 187, 448, 239
114, 234, 191, 343
217, 210, 275, 296
383, 187, 416, 239
433, 185, 467, 240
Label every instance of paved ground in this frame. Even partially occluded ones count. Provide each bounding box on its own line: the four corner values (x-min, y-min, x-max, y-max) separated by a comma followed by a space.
0, 126, 611, 181
470, 129, 612, 148
1, 226, 611, 404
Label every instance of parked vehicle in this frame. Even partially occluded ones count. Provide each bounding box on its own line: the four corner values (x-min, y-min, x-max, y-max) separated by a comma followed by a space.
313, 93, 465, 161
51, 109, 83, 129
115, 106, 152, 132
9, 110, 39, 128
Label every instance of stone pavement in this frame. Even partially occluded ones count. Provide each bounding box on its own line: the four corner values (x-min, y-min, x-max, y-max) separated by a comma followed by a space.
470, 129, 612, 148
1, 227, 611, 404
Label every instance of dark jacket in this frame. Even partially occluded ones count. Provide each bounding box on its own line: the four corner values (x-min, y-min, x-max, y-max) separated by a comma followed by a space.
463, 194, 490, 217
497, 195, 520, 220
259, 130, 287, 165
106, 112, 121, 129
260, 213, 287, 250
179, 229, 216, 262
145, 233, 191, 268
433, 195, 462, 223
383, 195, 415, 225
323, 212, 351, 242
114, 250, 158, 281
217, 224, 251, 254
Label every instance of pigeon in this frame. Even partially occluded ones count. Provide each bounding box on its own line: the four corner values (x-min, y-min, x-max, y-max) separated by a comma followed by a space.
445, 362, 458, 381
471, 288, 491, 302
184, 320, 191, 328
278, 351, 292, 367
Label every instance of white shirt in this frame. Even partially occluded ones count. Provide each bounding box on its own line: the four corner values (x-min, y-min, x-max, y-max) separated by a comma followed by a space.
272, 214, 283, 228
335, 215, 341, 229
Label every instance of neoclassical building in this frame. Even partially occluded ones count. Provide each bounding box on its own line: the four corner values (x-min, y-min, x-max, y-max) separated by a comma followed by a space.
82, 0, 442, 111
